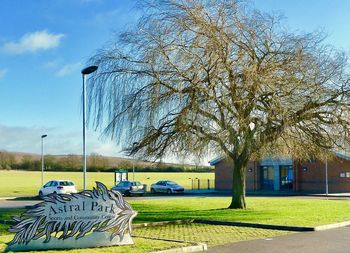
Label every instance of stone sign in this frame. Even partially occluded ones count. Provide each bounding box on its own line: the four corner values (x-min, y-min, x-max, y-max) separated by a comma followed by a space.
5, 182, 137, 252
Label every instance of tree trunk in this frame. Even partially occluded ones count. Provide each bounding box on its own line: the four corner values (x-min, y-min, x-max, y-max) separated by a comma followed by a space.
228, 158, 247, 209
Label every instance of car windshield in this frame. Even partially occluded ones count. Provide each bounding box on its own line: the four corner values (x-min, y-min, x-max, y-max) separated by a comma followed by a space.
132, 181, 142, 186
166, 181, 177, 185
59, 181, 74, 186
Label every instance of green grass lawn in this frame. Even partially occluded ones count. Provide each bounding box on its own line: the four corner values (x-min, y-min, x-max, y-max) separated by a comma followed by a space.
0, 171, 214, 197
2, 197, 350, 228
0, 234, 190, 253
130, 197, 350, 227
2, 197, 350, 252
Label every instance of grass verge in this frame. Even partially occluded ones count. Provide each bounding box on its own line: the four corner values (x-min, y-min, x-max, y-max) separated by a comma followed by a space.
129, 197, 350, 227
0, 234, 190, 253
0, 171, 214, 197
3, 197, 350, 228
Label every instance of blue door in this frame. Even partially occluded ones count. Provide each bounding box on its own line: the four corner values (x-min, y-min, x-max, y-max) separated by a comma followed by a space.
261, 166, 274, 190
280, 166, 293, 190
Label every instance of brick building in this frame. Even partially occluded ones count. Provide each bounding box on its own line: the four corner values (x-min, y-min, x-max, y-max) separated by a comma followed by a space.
210, 153, 350, 193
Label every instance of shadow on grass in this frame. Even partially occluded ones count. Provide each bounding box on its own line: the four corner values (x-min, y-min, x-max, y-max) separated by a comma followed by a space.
133, 207, 277, 224
7, 196, 40, 201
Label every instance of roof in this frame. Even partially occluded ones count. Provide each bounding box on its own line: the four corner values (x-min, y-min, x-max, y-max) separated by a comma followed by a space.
335, 152, 350, 161
208, 151, 350, 166
208, 156, 225, 166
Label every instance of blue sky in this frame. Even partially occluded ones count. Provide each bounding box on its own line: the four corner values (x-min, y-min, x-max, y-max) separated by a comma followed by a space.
0, 0, 349, 160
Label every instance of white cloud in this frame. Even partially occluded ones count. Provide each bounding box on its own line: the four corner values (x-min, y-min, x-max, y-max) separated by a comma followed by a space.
0, 124, 122, 156
2, 30, 64, 54
55, 62, 82, 77
44, 59, 62, 69
0, 68, 8, 79
0, 124, 53, 154
0, 124, 210, 164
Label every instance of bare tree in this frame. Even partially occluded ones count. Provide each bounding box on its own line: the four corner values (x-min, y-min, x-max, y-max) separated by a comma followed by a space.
0, 151, 15, 170
89, 152, 109, 170
87, 0, 350, 209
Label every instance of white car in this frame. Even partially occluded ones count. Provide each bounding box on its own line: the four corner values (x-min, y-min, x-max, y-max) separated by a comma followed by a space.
39, 180, 77, 197
150, 180, 184, 194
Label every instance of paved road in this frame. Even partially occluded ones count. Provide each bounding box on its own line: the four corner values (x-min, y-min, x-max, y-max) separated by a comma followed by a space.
208, 226, 350, 253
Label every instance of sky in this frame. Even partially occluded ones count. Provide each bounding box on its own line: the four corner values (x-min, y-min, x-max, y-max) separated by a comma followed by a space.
0, 0, 349, 162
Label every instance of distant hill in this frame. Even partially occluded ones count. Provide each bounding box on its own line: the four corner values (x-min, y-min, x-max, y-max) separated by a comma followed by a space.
0, 150, 213, 172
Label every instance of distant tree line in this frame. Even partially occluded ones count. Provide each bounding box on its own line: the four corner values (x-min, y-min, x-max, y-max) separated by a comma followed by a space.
0, 151, 213, 173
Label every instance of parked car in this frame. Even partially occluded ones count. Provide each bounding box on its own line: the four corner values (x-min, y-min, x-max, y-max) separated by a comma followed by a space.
150, 180, 184, 194
39, 180, 77, 197
111, 181, 145, 196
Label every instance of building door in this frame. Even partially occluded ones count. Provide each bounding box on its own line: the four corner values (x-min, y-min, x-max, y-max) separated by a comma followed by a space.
261, 166, 274, 190
280, 166, 293, 190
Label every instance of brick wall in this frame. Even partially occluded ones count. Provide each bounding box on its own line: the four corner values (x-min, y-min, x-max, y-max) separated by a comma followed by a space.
215, 158, 233, 191
215, 158, 258, 191
215, 156, 350, 193
297, 157, 350, 193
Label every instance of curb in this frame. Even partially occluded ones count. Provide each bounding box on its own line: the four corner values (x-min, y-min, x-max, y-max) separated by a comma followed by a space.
193, 219, 350, 232
193, 219, 314, 231
149, 243, 207, 253
314, 221, 350, 231
134, 236, 207, 253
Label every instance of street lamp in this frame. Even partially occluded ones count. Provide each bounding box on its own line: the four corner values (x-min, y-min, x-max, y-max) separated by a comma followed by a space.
41, 134, 47, 186
81, 65, 98, 190
325, 157, 329, 199
132, 142, 138, 181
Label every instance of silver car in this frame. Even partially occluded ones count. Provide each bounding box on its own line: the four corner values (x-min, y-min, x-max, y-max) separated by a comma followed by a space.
150, 180, 184, 194
111, 181, 145, 196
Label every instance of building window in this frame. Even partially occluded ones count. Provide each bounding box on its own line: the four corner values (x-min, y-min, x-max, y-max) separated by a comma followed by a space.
340, 172, 350, 178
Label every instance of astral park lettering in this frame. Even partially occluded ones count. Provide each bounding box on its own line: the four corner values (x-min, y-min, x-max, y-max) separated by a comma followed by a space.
5, 182, 137, 252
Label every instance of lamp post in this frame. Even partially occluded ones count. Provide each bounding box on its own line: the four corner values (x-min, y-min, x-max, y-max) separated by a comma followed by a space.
41, 134, 47, 186
81, 65, 98, 190
325, 157, 329, 199
132, 142, 138, 181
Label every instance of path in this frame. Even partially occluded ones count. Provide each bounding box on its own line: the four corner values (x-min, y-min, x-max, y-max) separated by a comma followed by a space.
208, 226, 350, 253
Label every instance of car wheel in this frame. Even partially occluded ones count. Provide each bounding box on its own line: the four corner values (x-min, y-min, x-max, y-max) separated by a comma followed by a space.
167, 189, 172, 194
53, 191, 57, 194
39, 191, 44, 198
151, 188, 156, 194
125, 190, 130, 197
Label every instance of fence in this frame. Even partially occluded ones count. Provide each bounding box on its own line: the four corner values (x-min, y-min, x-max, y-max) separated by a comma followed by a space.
190, 178, 215, 190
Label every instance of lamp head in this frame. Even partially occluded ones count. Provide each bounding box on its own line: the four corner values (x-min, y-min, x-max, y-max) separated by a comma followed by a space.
81, 65, 98, 75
